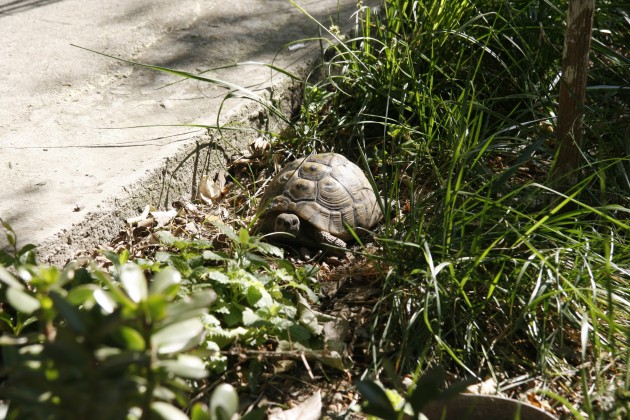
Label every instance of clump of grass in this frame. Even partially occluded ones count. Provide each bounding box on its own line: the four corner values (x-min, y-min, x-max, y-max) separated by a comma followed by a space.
289, 0, 630, 415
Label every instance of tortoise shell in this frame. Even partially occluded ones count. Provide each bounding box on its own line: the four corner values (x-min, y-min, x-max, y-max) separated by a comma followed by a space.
258, 153, 382, 241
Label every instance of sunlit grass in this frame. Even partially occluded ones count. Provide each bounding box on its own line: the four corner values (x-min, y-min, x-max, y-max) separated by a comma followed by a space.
286, 0, 630, 415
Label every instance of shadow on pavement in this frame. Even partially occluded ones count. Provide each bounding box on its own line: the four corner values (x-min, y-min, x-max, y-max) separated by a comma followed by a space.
98, 0, 360, 74
0, 0, 62, 16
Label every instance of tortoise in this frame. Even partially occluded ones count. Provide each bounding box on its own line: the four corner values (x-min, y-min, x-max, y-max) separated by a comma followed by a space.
256, 153, 382, 252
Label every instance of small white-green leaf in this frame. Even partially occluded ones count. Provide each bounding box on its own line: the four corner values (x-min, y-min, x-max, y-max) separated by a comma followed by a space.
152, 318, 204, 354
297, 294, 323, 336
120, 263, 147, 303
156, 230, 177, 246
150, 402, 189, 420
202, 250, 229, 261
211, 220, 239, 242
190, 403, 211, 420
6, 288, 40, 314
93, 288, 117, 314
205, 270, 230, 284
66, 284, 98, 305
117, 326, 146, 351
158, 354, 208, 379
209, 384, 238, 420
149, 267, 181, 296
246, 285, 263, 306
242, 308, 262, 326
254, 241, 284, 257
0, 335, 28, 345
0, 266, 24, 290
163, 291, 216, 326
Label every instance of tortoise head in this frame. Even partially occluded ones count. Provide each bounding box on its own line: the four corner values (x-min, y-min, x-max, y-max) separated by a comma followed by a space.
274, 213, 301, 236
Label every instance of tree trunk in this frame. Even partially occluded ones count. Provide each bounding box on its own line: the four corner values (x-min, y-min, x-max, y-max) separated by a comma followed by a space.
551, 0, 596, 192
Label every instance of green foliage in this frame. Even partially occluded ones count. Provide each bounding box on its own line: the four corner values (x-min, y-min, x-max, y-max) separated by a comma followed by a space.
0, 240, 213, 418
154, 221, 321, 355
0, 220, 324, 418
0, 219, 37, 269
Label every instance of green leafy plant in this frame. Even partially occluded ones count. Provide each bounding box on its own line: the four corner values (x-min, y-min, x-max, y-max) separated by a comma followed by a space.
0, 215, 332, 418
0, 242, 215, 419
0, 219, 37, 269
151, 221, 322, 350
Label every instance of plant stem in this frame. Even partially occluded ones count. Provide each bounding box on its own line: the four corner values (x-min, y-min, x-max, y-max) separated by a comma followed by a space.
552, 0, 596, 191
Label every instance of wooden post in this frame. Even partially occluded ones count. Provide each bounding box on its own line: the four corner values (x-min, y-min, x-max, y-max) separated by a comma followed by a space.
551, 0, 596, 192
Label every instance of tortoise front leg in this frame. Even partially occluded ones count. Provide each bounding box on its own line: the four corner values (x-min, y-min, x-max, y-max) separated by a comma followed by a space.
318, 231, 346, 250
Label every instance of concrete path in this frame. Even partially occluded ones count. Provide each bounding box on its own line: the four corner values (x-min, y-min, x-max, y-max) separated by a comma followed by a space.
0, 0, 367, 263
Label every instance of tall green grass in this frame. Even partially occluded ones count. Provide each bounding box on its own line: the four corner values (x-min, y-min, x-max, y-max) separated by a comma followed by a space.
289, 0, 630, 414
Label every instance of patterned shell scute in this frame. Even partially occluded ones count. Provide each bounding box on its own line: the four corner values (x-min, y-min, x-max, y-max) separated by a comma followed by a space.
285, 177, 316, 201
260, 153, 381, 240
